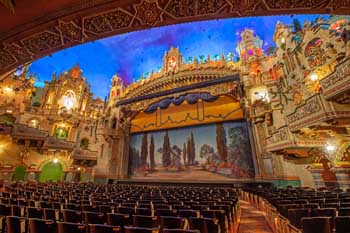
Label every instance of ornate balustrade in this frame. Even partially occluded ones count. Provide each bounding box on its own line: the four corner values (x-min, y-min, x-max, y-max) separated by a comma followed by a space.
12, 124, 48, 140
266, 126, 325, 152
42, 137, 74, 150
286, 94, 350, 132
122, 68, 239, 99
72, 148, 98, 160
320, 58, 350, 101
0, 123, 12, 135
96, 127, 119, 137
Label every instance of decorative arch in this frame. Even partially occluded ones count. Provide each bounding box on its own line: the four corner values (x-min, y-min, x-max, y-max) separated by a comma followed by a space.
38, 157, 70, 171
39, 161, 63, 182
80, 138, 89, 150
1, 0, 349, 74
13, 165, 26, 181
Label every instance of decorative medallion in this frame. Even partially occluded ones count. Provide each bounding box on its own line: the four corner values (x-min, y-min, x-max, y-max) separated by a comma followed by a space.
58, 21, 83, 42
21, 31, 62, 53
0, 49, 16, 69
135, 0, 163, 26
165, 0, 195, 18
3, 43, 33, 60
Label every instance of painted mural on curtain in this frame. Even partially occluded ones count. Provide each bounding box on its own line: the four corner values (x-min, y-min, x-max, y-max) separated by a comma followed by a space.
128, 120, 255, 181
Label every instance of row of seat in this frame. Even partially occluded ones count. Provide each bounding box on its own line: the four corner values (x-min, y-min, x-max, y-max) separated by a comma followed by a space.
245, 186, 350, 233
0, 182, 239, 233
3, 215, 220, 233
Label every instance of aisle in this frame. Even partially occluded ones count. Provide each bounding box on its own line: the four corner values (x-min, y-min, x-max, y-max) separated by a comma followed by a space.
237, 200, 273, 233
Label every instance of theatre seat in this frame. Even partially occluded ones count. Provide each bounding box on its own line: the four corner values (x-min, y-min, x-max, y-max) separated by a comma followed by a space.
88, 224, 120, 233
28, 218, 56, 233
301, 217, 331, 233
159, 216, 186, 230
6, 216, 25, 233
335, 216, 350, 233
57, 222, 86, 233
132, 215, 158, 228
124, 226, 160, 233
162, 230, 200, 233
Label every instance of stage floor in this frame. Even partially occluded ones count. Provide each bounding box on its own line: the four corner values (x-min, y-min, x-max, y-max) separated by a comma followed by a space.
129, 168, 254, 182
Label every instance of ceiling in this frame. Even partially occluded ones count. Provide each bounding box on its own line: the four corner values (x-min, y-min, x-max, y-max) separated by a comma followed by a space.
0, 0, 349, 75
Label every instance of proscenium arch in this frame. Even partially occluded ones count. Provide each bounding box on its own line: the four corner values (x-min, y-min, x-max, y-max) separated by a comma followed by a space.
1, 0, 350, 74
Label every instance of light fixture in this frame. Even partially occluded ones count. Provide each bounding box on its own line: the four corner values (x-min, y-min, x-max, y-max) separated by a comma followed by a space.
281, 37, 286, 44
4, 87, 12, 92
53, 158, 58, 163
326, 144, 335, 152
310, 73, 318, 81
77, 167, 81, 171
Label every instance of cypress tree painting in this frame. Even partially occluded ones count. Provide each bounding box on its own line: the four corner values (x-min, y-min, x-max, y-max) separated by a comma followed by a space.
129, 121, 255, 180
140, 133, 148, 167
162, 131, 171, 167
150, 135, 155, 171
216, 123, 228, 163
187, 138, 191, 165
190, 132, 196, 165
183, 143, 187, 165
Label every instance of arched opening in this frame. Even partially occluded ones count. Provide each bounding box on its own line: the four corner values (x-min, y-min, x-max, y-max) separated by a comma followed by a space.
39, 161, 63, 182
80, 138, 89, 150
111, 117, 117, 129
13, 165, 26, 181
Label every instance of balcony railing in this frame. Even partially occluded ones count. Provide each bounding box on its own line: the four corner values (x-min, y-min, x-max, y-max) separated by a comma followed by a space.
320, 58, 350, 100
96, 127, 119, 136
12, 124, 48, 140
72, 148, 98, 160
266, 126, 325, 152
286, 94, 350, 131
42, 137, 74, 150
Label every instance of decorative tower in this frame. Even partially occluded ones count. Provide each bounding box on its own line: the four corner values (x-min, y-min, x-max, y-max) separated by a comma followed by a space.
236, 29, 264, 64
163, 47, 182, 75
109, 74, 124, 100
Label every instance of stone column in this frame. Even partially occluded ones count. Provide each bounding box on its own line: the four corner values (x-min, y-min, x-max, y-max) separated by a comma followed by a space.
332, 167, 350, 190
119, 132, 130, 179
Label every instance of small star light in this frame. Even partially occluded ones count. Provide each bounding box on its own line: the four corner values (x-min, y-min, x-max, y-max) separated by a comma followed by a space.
326, 144, 335, 152
310, 73, 318, 81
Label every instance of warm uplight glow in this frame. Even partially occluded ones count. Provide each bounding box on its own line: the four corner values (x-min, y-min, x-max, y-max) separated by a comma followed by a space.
53, 158, 59, 163
310, 73, 318, 81
326, 144, 335, 152
4, 87, 12, 92
77, 167, 81, 171
281, 37, 286, 44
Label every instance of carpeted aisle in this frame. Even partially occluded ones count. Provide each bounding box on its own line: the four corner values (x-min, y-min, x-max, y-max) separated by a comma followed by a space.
237, 200, 273, 233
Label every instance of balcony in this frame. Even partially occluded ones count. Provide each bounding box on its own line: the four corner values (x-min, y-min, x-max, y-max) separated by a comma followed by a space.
320, 58, 350, 102
42, 137, 74, 150
72, 148, 98, 160
96, 127, 119, 137
72, 148, 98, 167
0, 123, 12, 135
266, 126, 325, 153
286, 94, 350, 132
12, 124, 48, 140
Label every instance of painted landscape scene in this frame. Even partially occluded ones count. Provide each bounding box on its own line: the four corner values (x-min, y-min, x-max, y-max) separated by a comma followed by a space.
128, 121, 255, 181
